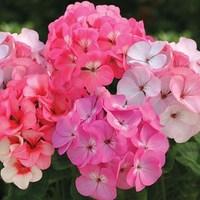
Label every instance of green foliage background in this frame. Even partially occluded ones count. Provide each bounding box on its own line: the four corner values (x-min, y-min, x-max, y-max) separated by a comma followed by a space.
1, 0, 200, 199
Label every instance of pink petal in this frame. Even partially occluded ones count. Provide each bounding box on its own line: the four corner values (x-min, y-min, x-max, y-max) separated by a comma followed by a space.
149, 41, 166, 57
0, 44, 9, 59
76, 176, 97, 197
127, 41, 150, 63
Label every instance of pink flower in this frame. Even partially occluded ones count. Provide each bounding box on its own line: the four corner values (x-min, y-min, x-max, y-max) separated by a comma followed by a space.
73, 96, 102, 124
67, 127, 100, 167
127, 150, 162, 191
106, 109, 141, 137
78, 51, 113, 92
12, 130, 54, 169
160, 104, 200, 143
1, 159, 42, 190
13, 28, 44, 53
0, 137, 10, 162
0, 98, 37, 136
23, 74, 49, 99
170, 72, 200, 113
117, 152, 134, 189
52, 112, 80, 155
171, 37, 200, 73
117, 66, 161, 105
87, 120, 127, 162
127, 41, 168, 69
76, 165, 117, 200
131, 123, 169, 166
150, 75, 177, 114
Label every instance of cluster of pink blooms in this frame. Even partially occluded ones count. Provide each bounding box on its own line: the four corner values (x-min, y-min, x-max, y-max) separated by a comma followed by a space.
0, 29, 56, 189
1, 1, 200, 199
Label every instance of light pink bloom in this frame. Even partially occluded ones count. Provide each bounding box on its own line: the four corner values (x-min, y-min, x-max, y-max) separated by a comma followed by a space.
1, 159, 42, 190
160, 104, 200, 143
170, 73, 200, 113
76, 165, 117, 200
127, 41, 168, 69
171, 37, 200, 73
117, 66, 161, 105
150, 75, 177, 114
13, 28, 44, 53
127, 150, 162, 191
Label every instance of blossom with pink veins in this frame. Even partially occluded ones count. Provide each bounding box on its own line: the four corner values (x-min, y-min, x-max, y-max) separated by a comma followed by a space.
127, 40, 168, 69
1, 159, 42, 190
127, 150, 162, 192
117, 66, 161, 105
76, 164, 117, 200
160, 104, 200, 143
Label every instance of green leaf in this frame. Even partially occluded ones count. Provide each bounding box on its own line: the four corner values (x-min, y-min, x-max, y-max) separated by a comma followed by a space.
175, 142, 200, 175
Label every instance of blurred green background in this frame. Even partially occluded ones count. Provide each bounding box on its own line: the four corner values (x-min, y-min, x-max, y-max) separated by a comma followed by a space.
1, 1, 200, 200
0, 0, 200, 44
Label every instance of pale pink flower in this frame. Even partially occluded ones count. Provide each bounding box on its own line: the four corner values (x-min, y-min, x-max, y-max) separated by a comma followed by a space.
160, 104, 200, 143
117, 66, 161, 105
127, 41, 168, 69
1, 159, 42, 190
13, 28, 44, 53
76, 165, 117, 200
170, 73, 200, 113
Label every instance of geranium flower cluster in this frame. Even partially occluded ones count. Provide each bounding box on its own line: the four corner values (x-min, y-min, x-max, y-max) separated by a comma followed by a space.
0, 29, 55, 190
53, 89, 169, 200
0, 1, 200, 200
